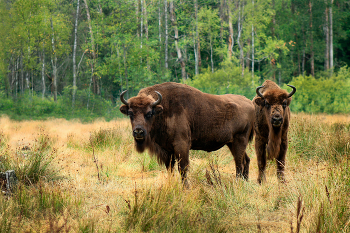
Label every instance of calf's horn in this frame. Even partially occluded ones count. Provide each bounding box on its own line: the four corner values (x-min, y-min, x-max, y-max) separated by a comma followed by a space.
120, 90, 128, 105
287, 85, 296, 98
256, 86, 265, 98
151, 91, 162, 107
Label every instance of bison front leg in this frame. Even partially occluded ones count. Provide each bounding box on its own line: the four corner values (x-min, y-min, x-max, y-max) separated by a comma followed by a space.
227, 134, 250, 180
164, 154, 176, 172
173, 140, 190, 185
255, 135, 267, 184
276, 138, 288, 183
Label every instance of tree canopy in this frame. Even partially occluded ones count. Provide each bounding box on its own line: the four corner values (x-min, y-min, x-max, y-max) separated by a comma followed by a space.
0, 0, 349, 120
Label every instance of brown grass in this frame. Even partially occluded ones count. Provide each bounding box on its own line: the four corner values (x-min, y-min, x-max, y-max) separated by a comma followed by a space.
0, 113, 349, 232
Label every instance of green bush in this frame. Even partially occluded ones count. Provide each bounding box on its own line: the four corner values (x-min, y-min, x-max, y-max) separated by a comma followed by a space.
289, 66, 350, 114
185, 63, 258, 99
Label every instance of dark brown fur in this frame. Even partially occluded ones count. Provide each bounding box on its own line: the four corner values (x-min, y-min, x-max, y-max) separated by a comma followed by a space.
253, 80, 294, 183
120, 82, 255, 182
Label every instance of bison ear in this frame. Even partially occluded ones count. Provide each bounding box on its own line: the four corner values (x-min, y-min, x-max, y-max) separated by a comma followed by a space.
153, 105, 163, 115
285, 98, 292, 106
120, 105, 128, 115
254, 97, 265, 106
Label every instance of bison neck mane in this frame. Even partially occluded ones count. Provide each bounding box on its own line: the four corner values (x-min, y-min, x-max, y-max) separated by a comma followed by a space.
135, 127, 169, 166
267, 124, 282, 160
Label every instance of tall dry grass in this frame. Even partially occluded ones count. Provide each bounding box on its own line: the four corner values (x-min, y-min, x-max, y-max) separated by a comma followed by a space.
0, 114, 348, 232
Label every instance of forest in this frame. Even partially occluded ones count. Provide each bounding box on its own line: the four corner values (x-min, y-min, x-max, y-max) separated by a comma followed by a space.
0, 0, 350, 121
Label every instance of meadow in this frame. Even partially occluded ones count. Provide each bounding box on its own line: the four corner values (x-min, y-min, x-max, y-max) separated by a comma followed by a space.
0, 113, 349, 232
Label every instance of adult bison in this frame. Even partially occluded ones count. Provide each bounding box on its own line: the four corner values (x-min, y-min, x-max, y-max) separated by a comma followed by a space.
253, 80, 296, 183
120, 82, 255, 183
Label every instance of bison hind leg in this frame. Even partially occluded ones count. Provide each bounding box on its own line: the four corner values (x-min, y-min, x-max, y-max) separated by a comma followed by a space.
227, 137, 250, 180
243, 152, 250, 180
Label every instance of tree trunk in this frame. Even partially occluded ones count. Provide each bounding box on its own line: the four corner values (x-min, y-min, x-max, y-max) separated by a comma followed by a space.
170, 0, 186, 80
143, 0, 150, 70
252, 24, 254, 79
73, 0, 80, 108
271, 0, 276, 80
324, 2, 329, 71
164, 0, 168, 69
141, 0, 143, 49
194, 0, 199, 75
237, 0, 244, 76
228, 0, 234, 58
159, 0, 161, 43
41, 43, 46, 99
210, 40, 214, 73
329, 0, 333, 75
50, 17, 58, 102
83, 0, 100, 96
20, 53, 24, 94
309, 0, 314, 76
123, 45, 129, 99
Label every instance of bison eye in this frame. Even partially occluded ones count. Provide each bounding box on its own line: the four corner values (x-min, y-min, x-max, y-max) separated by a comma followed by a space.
265, 102, 271, 108
282, 103, 287, 109
145, 111, 153, 119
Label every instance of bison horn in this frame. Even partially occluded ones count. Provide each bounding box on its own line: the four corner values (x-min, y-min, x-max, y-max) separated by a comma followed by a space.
256, 86, 265, 98
287, 85, 296, 98
151, 91, 162, 107
120, 90, 128, 105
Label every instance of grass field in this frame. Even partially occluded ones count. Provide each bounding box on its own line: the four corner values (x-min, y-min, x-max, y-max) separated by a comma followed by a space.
0, 113, 349, 232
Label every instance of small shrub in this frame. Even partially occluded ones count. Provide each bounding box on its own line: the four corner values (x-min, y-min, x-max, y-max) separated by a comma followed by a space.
88, 128, 123, 150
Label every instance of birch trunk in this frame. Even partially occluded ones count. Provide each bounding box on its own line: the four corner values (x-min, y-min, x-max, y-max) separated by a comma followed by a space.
41, 43, 46, 99
164, 0, 168, 69
251, 0, 254, 79
73, 0, 80, 108
194, 0, 199, 75
210, 40, 214, 73
83, 0, 99, 99
324, 3, 329, 70
237, 1, 244, 76
123, 45, 129, 99
228, 0, 234, 58
329, 0, 333, 75
50, 17, 58, 102
309, 0, 314, 76
159, 0, 161, 43
170, 0, 186, 80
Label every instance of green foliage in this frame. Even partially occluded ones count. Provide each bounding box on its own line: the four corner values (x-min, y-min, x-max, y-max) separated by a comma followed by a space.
185, 61, 259, 99
0, 89, 123, 122
290, 66, 350, 114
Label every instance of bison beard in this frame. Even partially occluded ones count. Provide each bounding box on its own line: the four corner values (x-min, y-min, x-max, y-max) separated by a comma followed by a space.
120, 82, 255, 184
253, 80, 296, 184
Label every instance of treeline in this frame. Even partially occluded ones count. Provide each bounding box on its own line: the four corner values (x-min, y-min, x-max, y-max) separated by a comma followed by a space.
0, 0, 349, 121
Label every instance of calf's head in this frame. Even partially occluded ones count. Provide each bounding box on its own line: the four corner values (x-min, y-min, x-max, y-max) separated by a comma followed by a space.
119, 90, 163, 152
255, 85, 296, 128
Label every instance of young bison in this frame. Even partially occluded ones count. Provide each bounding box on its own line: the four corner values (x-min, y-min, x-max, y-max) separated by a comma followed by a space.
253, 80, 296, 183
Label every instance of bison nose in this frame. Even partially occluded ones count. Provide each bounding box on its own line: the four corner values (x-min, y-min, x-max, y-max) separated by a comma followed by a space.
133, 127, 145, 140
271, 116, 283, 127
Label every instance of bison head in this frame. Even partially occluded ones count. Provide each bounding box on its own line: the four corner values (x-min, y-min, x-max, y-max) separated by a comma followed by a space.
254, 84, 296, 128
119, 90, 163, 152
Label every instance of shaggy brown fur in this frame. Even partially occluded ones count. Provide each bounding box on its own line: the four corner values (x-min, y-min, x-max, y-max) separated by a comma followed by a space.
253, 80, 296, 183
120, 82, 255, 182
